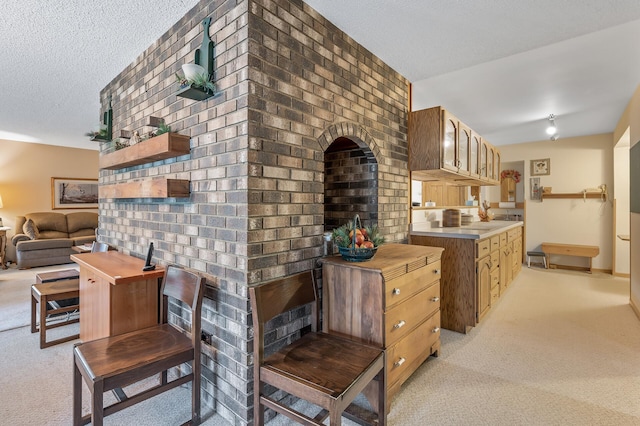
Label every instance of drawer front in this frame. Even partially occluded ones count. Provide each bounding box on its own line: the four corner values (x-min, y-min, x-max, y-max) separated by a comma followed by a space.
490, 251, 500, 270
499, 232, 507, 247
385, 282, 440, 346
387, 310, 440, 386
476, 239, 491, 259
385, 260, 441, 309
490, 235, 500, 252
490, 285, 500, 306
490, 268, 500, 289
508, 227, 522, 242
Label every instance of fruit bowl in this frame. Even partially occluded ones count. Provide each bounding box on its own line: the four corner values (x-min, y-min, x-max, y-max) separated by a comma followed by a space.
332, 214, 384, 262
338, 245, 378, 262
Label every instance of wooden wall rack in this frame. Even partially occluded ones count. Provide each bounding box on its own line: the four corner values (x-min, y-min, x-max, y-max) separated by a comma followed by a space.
540, 192, 607, 202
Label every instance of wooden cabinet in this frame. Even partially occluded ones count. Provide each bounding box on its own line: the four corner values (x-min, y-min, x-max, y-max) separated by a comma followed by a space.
321, 244, 444, 405
71, 251, 165, 342
409, 106, 500, 186
410, 224, 523, 333
500, 234, 513, 292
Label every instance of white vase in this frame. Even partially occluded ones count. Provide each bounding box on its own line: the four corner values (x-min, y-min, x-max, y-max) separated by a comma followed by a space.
182, 63, 206, 81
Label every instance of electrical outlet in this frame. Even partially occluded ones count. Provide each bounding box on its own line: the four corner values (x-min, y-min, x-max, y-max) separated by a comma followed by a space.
201, 330, 212, 345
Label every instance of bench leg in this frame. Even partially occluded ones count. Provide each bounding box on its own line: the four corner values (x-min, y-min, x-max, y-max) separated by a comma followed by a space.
31, 294, 38, 334
40, 295, 48, 349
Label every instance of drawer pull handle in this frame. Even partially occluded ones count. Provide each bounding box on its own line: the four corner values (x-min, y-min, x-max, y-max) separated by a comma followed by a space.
394, 357, 406, 367
392, 288, 401, 295
393, 320, 406, 329
431, 297, 440, 302
432, 327, 441, 333
433, 269, 441, 275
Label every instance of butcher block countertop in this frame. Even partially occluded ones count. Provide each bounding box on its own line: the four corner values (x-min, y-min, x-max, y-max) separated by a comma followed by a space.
410, 220, 523, 240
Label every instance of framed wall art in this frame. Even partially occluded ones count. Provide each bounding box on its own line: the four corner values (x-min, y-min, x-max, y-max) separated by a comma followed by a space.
530, 158, 550, 176
51, 177, 98, 209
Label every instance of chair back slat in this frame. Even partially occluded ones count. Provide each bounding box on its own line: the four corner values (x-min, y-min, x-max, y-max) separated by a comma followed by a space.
91, 242, 109, 253
161, 266, 203, 312
250, 272, 316, 326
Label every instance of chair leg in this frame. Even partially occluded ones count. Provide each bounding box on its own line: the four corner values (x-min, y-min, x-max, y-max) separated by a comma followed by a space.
377, 367, 387, 426
73, 357, 83, 426
193, 359, 201, 424
92, 379, 104, 426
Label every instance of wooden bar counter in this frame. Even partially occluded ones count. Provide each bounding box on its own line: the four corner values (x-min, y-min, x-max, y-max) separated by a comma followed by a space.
71, 251, 165, 343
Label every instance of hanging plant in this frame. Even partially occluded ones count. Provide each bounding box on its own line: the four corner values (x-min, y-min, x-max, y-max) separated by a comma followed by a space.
500, 169, 521, 183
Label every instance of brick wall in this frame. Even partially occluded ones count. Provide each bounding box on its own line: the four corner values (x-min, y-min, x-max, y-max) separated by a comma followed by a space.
98, 0, 409, 424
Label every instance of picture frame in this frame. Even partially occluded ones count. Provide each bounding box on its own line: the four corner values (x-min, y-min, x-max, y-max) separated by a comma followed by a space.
530, 177, 541, 201
51, 177, 98, 209
530, 158, 551, 176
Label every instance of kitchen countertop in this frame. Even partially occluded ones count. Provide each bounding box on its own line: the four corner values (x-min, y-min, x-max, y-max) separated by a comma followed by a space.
410, 220, 524, 240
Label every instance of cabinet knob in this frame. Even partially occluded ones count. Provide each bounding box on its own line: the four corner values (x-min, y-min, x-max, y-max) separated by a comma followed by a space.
393, 320, 406, 329
431, 296, 440, 302
394, 357, 406, 367
433, 269, 441, 275
432, 327, 441, 333
392, 288, 401, 295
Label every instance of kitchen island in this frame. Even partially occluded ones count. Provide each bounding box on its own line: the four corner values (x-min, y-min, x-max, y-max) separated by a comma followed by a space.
410, 221, 523, 333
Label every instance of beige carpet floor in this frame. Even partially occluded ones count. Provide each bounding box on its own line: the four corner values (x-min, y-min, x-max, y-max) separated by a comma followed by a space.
1, 265, 639, 425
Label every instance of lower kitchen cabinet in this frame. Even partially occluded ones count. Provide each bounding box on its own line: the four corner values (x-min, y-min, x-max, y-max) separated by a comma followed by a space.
411, 223, 523, 333
321, 243, 444, 408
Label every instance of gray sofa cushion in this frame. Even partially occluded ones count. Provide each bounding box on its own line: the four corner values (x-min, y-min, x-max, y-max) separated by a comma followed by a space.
24, 212, 69, 239
66, 212, 98, 238
15, 238, 74, 252
23, 218, 40, 239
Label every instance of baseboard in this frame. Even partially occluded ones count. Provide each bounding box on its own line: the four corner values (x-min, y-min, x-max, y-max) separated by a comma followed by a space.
630, 298, 640, 322
549, 264, 611, 274
613, 272, 630, 278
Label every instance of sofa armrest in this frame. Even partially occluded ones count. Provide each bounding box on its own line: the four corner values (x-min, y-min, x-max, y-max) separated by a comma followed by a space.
11, 234, 31, 246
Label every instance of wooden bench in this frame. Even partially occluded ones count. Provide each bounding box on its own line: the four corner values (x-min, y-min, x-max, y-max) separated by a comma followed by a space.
540, 243, 600, 274
31, 279, 79, 348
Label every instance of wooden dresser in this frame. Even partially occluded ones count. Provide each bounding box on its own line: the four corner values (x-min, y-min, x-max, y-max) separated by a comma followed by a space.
321, 243, 444, 404
71, 251, 165, 343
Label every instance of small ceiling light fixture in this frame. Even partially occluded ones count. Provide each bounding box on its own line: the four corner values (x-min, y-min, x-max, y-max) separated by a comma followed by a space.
546, 114, 558, 140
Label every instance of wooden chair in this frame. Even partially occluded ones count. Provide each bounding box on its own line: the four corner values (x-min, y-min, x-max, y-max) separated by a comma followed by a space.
250, 271, 386, 426
73, 266, 204, 426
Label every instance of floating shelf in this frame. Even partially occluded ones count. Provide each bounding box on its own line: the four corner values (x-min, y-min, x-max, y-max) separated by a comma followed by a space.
541, 192, 607, 201
100, 178, 190, 199
176, 84, 214, 101
99, 132, 190, 170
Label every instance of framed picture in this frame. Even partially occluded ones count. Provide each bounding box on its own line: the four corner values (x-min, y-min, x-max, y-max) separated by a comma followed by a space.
51, 177, 98, 209
530, 158, 550, 176
530, 177, 541, 201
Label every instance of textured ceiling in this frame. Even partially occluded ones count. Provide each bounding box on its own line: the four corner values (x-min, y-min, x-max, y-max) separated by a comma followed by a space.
2, 1, 640, 150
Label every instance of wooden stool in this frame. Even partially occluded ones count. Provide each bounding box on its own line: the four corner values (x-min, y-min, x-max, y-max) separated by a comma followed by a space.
35, 268, 79, 283
31, 279, 79, 349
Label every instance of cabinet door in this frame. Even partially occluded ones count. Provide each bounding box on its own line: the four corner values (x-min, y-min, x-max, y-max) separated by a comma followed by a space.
441, 110, 458, 172
470, 134, 480, 177
477, 256, 491, 322
480, 141, 488, 178
458, 124, 470, 175
487, 146, 494, 181
79, 269, 111, 342
494, 151, 501, 182
500, 244, 513, 291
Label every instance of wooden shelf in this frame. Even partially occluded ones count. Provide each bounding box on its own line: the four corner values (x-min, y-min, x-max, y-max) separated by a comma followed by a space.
100, 178, 190, 199
541, 192, 607, 201
99, 132, 190, 170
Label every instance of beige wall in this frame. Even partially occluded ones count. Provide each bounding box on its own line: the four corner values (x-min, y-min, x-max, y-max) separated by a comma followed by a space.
0, 139, 98, 261
499, 133, 614, 271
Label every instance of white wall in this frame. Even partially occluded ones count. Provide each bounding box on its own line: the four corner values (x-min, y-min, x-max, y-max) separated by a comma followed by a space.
499, 133, 613, 271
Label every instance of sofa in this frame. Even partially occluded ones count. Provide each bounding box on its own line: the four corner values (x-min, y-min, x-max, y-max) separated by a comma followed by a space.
11, 212, 98, 269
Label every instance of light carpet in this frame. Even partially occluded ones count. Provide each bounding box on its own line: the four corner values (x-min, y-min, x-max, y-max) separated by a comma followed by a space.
1, 267, 639, 425
0, 263, 80, 332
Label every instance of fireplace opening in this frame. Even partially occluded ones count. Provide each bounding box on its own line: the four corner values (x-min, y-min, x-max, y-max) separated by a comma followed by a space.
324, 136, 378, 232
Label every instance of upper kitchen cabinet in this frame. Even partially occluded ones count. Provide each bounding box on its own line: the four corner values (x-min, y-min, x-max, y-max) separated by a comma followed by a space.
409, 106, 500, 186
